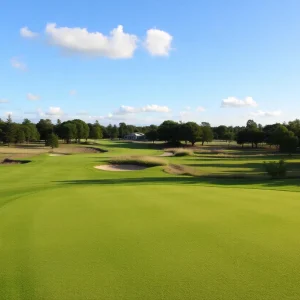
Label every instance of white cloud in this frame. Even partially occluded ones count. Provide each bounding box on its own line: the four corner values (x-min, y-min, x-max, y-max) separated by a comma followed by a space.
69, 89, 77, 95
221, 96, 258, 108
5, 112, 13, 116
141, 104, 170, 113
20, 27, 38, 38
114, 104, 170, 115
196, 106, 205, 112
45, 23, 138, 59
27, 93, 40, 101
185, 106, 191, 111
11, 57, 27, 71
46, 107, 64, 116
0, 99, 9, 103
250, 110, 282, 117
144, 28, 173, 56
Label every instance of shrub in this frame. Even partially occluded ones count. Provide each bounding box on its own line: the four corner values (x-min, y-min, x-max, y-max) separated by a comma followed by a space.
264, 159, 287, 178
109, 156, 167, 167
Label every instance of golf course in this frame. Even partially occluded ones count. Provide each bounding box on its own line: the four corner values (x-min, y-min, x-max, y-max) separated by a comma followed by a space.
1, 140, 300, 300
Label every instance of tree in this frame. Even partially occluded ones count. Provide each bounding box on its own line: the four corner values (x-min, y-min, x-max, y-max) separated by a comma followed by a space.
236, 130, 248, 148
106, 124, 113, 139
72, 119, 89, 142
58, 122, 77, 143
288, 119, 300, 139
15, 126, 25, 144
111, 125, 119, 139
280, 135, 299, 154
36, 119, 53, 140
200, 125, 213, 145
4, 115, 17, 146
215, 125, 228, 140
158, 120, 180, 143
145, 127, 158, 143
89, 123, 103, 140
45, 133, 59, 149
182, 122, 202, 146
246, 119, 258, 130
119, 122, 129, 138
224, 131, 234, 145
268, 125, 290, 148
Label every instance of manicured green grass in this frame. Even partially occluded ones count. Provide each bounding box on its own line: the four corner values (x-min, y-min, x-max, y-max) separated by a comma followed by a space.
1, 140, 300, 300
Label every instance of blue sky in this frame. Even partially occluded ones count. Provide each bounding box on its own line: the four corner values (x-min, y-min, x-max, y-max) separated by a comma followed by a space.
0, 0, 300, 126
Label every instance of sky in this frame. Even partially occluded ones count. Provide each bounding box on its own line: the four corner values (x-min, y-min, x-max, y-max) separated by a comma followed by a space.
0, 0, 300, 126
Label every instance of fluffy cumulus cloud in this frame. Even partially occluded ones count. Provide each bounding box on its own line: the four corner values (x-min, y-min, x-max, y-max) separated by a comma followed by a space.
46, 107, 64, 116
114, 104, 170, 115
27, 93, 40, 101
0, 99, 9, 103
250, 110, 282, 117
10, 57, 27, 71
141, 104, 170, 113
45, 23, 138, 59
144, 29, 173, 56
20, 27, 38, 38
221, 97, 258, 108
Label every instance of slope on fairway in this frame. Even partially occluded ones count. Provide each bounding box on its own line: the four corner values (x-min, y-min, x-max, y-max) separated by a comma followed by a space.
1, 184, 300, 300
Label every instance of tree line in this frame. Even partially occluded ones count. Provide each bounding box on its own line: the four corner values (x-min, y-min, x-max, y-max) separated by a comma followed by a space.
0, 116, 299, 153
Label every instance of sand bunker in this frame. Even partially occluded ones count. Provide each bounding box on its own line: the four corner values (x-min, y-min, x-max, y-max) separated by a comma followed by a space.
49, 153, 66, 156
159, 152, 174, 157
94, 164, 147, 171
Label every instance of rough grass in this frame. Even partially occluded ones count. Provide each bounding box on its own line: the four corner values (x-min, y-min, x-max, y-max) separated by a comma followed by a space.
109, 155, 168, 167
168, 148, 194, 157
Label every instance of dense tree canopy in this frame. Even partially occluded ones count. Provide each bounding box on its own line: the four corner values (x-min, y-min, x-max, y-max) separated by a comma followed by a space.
0, 117, 299, 153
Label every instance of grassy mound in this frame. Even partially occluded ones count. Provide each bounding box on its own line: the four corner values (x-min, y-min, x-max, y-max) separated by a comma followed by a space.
172, 148, 194, 156
109, 156, 168, 167
165, 164, 200, 176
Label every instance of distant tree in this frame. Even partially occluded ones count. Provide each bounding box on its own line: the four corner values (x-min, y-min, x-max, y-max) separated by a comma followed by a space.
158, 120, 180, 143
145, 127, 158, 143
280, 135, 299, 154
22, 118, 32, 125
57, 119, 61, 125
72, 119, 89, 142
201, 122, 211, 127
236, 130, 248, 148
59, 122, 77, 143
200, 125, 213, 146
224, 131, 235, 145
106, 124, 113, 139
111, 125, 119, 139
36, 119, 53, 140
45, 133, 59, 149
287, 119, 300, 139
119, 122, 129, 138
246, 119, 258, 130
90, 123, 103, 140
268, 125, 290, 149
4, 115, 17, 146
15, 126, 26, 144
215, 125, 228, 140
182, 122, 202, 146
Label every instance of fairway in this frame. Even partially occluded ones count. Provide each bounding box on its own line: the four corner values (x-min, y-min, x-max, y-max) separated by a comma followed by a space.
1, 141, 300, 300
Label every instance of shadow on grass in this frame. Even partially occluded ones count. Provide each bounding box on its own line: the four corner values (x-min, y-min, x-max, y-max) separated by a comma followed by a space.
55, 176, 300, 189
103, 141, 163, 150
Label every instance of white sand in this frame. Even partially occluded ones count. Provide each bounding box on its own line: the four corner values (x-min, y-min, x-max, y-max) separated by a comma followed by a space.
94, 164, 147, 171
49, 153, 65, 156
159, 152, 174, 157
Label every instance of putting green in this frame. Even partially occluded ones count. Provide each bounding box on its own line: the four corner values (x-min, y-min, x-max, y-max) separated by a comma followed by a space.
1, 142, 300, 299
